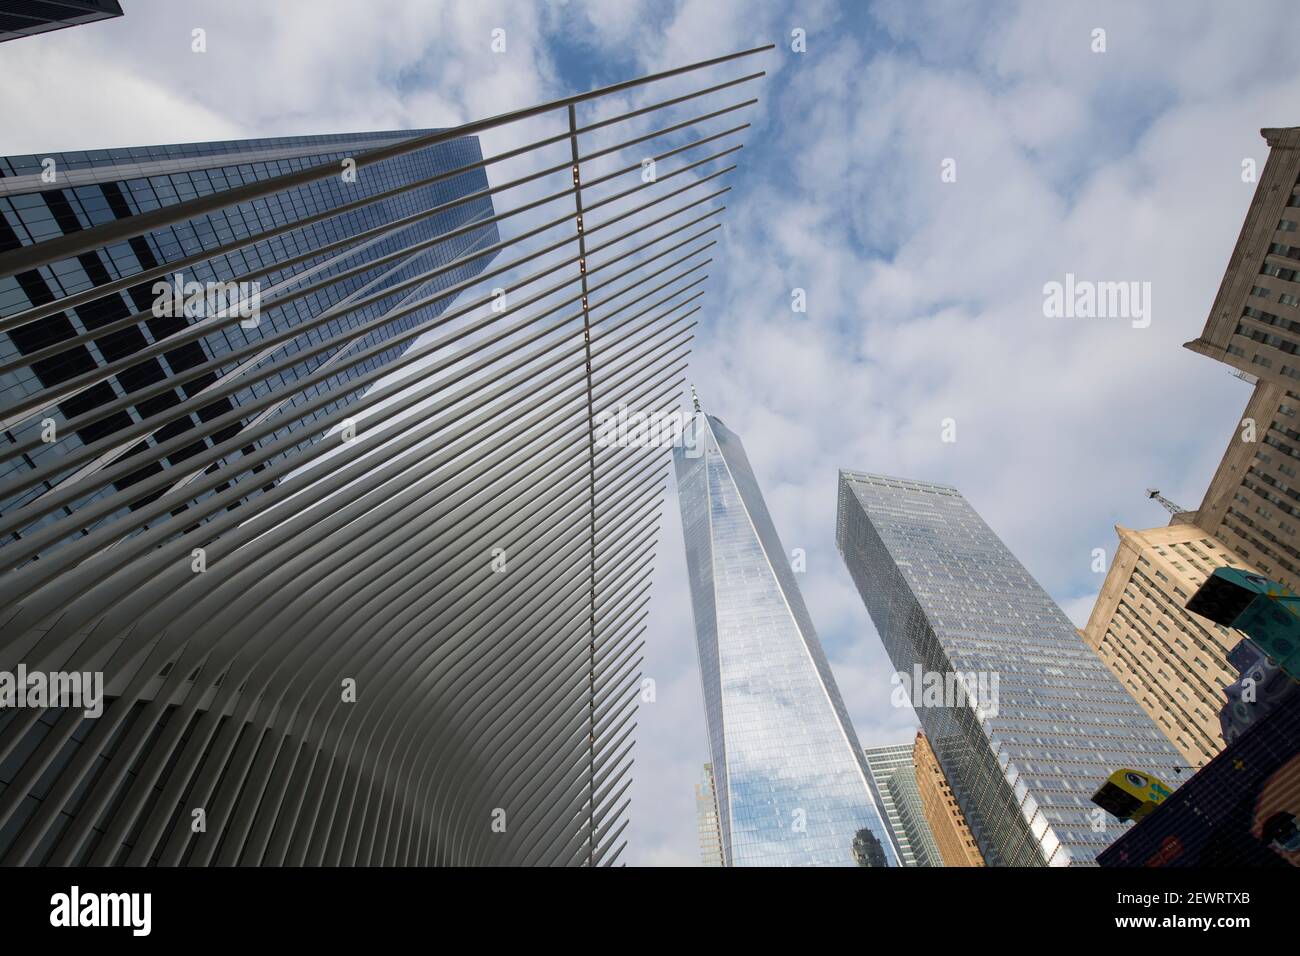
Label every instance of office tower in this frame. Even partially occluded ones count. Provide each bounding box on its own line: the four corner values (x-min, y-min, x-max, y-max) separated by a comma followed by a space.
674, 407, 897, 867
913, 730, 984, 867
0, 45, 772, 865
1185, 127, 1300, 382
837, 472, 1186, 866
1179, 127, 1300, 589
695, 763, 724, 867
886, 757, 944, 869
1082, 524, 1256, 767
864, 742, 941, 867
1098, 693, 1300, 868
0, 0, 122, 42
0, 129, 499, 551
1171, 379, 1300, 592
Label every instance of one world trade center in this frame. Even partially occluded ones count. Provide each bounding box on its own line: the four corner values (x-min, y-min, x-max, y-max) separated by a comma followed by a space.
673, 394, 896, 866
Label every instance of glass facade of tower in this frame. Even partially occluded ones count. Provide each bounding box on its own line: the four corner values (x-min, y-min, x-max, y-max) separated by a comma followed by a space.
0, 130, 498, 552
864, 742, 941, 867
837, 471, 1186, 866
886, 762, 944, 868
674, 414, 898, 866
0, 0, 123, 43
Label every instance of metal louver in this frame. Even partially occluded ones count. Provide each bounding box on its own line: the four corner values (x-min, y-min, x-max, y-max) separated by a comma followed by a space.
0, 45, 772, 866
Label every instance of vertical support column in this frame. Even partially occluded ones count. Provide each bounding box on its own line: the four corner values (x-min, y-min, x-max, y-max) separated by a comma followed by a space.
567, 103, 598, 867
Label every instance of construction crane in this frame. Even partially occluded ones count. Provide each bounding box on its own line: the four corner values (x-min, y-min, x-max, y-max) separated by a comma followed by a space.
1146, 488, 1188, 516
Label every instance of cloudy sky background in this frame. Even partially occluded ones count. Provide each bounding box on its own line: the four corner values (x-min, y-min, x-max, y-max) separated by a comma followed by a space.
4, 0, 1300, 865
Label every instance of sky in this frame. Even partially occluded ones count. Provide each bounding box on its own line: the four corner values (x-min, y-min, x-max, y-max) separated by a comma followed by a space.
3, 0, 1300, 866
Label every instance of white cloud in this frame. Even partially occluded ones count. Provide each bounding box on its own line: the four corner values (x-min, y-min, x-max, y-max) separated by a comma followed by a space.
630, 0, 1300, 865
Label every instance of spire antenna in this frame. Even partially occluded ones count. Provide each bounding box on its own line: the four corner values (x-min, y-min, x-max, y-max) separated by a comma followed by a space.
691, 384, 701, 413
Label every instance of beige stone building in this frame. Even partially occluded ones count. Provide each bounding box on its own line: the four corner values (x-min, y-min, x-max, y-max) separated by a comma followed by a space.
1082, 524, 1252, 768
1180, 127, 1300, 591
912, 731, 984, 867
1185, 127, 1300, 382
1171, 379, 1300, 591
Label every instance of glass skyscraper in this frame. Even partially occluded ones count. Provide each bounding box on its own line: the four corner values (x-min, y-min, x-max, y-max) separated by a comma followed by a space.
887, 758, 945, 868
674, 408, 898, 866
0, 130, 498, 553
863, 742, 942, 867
0, 0, 123, 43
836, 471, 1186, 865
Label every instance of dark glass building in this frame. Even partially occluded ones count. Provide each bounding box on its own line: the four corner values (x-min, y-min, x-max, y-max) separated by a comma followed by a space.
0, 130, 499, 553
836, 471, 1186, 865
0, 0, 123, 43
